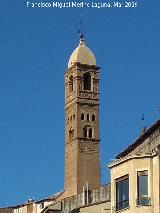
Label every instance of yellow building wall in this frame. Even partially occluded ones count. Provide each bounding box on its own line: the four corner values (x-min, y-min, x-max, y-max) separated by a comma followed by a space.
110, 155, 159, 213
80, 201, 111, 213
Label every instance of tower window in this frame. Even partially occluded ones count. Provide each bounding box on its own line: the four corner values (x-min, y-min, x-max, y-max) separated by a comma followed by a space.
70, 116, 72, 122
83, 73, 91, 91
84, 190, 92, 205
83, 127, 87, 138
87, 114, 90, 121
73, 114, 75, 120
92, 114, 95, 121
69, 76, 73, 93
69, 128, 74, 140
89, 128, 92, 138
81, 113, 84, 120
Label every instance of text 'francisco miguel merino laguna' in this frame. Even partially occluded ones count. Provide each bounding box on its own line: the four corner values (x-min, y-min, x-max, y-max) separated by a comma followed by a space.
26, 1, 138, 8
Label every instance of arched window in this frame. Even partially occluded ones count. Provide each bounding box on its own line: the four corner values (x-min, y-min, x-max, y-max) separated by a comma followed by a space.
81, 113, 84, 120
89, 128, 92, 138
83, 127, 87, 138
69, 128, 74, 140
83, 73, 91, 91
92, 114, 95, 121
69, 76, 73, 93
87, 114, 90, 121
73, 114, 75, 120
70, 116, 72, 122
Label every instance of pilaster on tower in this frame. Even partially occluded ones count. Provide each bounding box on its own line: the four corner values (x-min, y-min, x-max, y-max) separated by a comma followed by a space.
64, 35, 101, 198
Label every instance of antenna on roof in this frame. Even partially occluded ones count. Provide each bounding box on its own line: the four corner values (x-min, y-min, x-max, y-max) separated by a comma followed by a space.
28, 194, 35, 203
141, 114, 146, 134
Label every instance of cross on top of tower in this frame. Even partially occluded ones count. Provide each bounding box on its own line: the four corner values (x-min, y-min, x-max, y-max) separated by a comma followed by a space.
78, 13, 84, 40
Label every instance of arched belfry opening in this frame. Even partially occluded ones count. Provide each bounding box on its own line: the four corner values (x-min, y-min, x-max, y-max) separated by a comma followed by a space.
89, 128, 92, 138
92, 114, 95, 121
81, 113, 85, 120
83, 126, 93, 139
83, 127, 87, 138
83, 73, 91, 91
69, 75, 73, 93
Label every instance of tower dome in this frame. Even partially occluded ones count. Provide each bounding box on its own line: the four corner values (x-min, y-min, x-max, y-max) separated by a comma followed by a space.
68, 35, 96, 68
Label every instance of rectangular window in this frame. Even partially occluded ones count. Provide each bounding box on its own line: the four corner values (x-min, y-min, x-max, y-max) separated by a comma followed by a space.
137, 170, 150, 205
116, 175, 129, 211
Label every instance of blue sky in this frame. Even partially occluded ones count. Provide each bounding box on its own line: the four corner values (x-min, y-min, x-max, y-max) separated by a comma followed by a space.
0, 0, 160, 207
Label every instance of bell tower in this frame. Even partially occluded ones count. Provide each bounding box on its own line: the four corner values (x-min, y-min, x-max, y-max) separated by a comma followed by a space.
64, 34, 101, 197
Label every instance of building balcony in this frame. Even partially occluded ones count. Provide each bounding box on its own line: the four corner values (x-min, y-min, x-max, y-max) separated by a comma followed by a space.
114, 199, 129, 211
136, 197, 151, 206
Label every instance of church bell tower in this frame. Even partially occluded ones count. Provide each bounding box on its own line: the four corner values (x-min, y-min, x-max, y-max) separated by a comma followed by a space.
64, 34, 101, 197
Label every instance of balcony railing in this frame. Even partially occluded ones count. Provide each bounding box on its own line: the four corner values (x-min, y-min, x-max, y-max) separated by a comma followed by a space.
115, 199, 129, 211
136, 197, 151, 206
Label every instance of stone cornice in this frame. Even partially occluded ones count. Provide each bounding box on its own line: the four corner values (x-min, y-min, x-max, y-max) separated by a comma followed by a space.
108, 152, 157, 169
